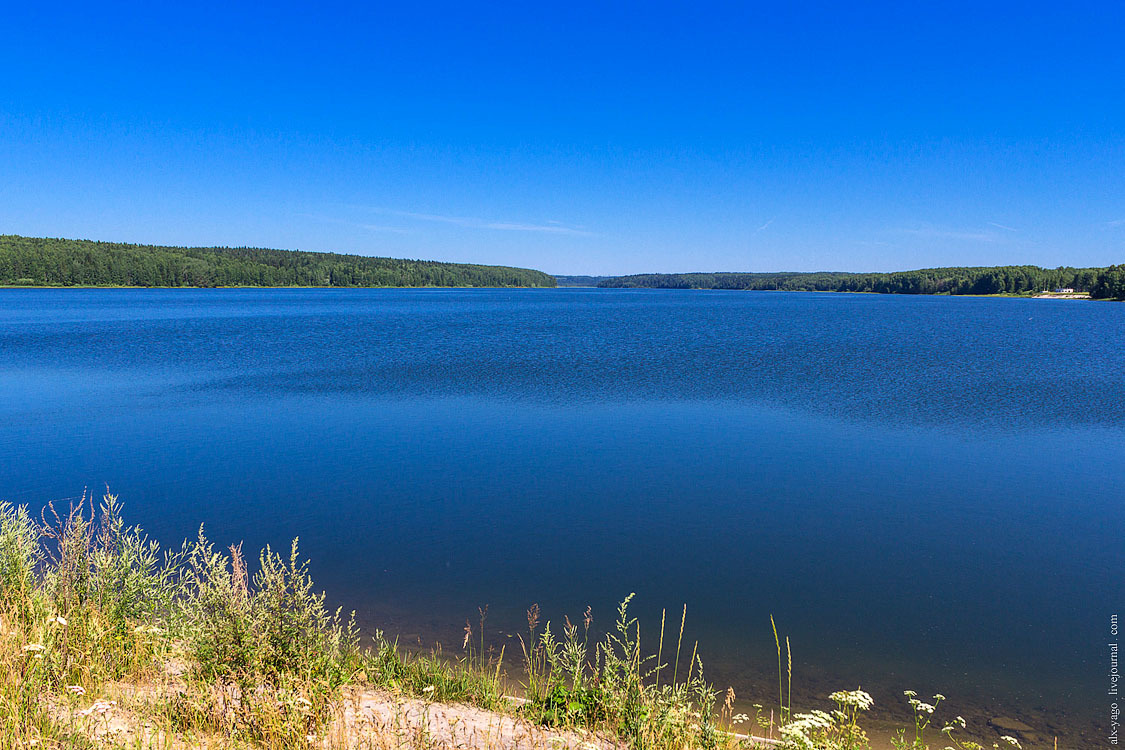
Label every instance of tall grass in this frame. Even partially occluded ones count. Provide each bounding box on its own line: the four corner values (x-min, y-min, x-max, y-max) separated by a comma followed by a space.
519, 593, 722, 750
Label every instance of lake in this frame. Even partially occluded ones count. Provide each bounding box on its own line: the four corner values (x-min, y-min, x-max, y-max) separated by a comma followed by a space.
1, 288, 1120, 745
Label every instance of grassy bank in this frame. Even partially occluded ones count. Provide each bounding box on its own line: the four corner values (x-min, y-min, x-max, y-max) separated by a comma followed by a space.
2, 493, 1029, 750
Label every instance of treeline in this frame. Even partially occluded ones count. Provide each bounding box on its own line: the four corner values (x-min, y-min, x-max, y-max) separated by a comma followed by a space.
1091, 265, 1125, 300
554, 275, 613, 287
600, 265, 1125, 299
0, 235, 557, 288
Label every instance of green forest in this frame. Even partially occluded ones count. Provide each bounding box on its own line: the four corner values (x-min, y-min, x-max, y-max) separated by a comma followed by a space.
0, 235, 557, 288
600, 265, 1125, 299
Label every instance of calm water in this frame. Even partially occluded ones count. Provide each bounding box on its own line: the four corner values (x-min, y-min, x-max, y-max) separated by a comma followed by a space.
1, 289, 1120, 744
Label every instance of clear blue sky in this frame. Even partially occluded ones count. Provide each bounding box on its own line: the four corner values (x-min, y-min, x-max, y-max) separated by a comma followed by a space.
2, 2, 1122, 275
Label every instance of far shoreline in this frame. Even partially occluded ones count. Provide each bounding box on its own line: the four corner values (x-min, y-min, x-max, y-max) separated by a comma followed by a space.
0, 285, 1111, 300
0, 284, 560, 290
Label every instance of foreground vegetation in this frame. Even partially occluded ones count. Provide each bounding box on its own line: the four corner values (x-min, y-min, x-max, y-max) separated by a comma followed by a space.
599, 265, 1125, 299
2, 493, 1037, 749
0, 235, 557, 288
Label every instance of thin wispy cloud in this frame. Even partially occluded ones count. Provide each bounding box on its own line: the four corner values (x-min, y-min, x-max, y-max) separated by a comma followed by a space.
1105, 218, 1125, 228
752, 218, 775, 235
357, 223, 412, 234
298, 213, 412, 234
371, 208, 594, 236
988, 222, 1018, 232
895, 225, 1002, 243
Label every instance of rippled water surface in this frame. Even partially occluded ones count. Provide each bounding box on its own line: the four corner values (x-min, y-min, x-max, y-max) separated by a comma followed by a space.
1, 288, 1120, 744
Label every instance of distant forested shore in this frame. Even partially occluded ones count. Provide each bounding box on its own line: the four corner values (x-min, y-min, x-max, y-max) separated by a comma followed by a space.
0, 235, 557, 288
599, 265, 1125, 299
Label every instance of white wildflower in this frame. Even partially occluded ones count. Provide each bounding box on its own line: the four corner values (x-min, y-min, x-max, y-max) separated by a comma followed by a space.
731, 712, 749, 724
23, 643, 45, 653
46, 615, 67, 627
65, 685, 87, 696
1001, 737, 1022, 749
422, 685, 435, 693
933, 693, 946, 701
782, 710, 835, 734
916, 702, 935, 715
903, 690, 917, 697
829, 688, 874, 711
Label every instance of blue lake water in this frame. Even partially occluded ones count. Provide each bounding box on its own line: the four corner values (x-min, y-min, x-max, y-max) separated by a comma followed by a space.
1, 288, 1120, 744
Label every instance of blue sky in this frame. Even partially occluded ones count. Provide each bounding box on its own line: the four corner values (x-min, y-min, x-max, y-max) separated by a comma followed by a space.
1, 2, 1122, 275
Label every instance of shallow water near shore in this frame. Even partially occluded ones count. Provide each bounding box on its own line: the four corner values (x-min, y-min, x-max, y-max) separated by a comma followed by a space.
1, 288, 1120, 746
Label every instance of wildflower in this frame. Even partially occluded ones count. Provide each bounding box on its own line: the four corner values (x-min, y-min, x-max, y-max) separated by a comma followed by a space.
1000, 737, 1022, 749
903, 690, 917, 697
46, 615, 67, 627
23, 643, 45, 653
941, 715, 967, 733
782, 710, 834, 733
915, 702, 936, 715
422, 685, 435, 693
731, 713, 749, 724
933, 693, 946, 701
780, 710, 837, 749
829, 688, 874, 711
65, 685, 86, 696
